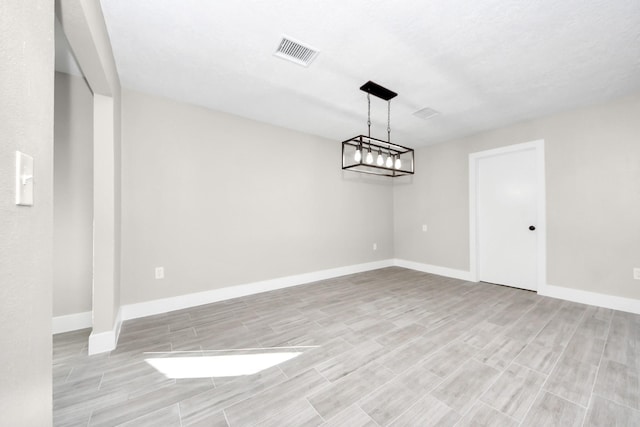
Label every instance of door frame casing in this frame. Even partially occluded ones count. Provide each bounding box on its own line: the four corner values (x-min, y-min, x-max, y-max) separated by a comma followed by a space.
469, 140, 547, 292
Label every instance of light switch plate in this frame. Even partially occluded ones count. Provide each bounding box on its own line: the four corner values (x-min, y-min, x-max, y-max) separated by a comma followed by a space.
15, 151, 34, 206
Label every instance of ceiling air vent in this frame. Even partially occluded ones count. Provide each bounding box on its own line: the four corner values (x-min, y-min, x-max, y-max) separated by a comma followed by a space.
274, 36, 319, 67
413, 107, 440, 120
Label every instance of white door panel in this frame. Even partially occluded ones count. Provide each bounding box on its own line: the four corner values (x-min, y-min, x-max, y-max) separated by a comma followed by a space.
477, 149, 538, 290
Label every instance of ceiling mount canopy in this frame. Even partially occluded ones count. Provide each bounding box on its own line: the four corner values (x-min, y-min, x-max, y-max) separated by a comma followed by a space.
359, 80, 397, 101
342, 81, 414, 177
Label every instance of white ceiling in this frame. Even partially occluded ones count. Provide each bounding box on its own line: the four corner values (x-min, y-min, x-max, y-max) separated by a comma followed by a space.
96, 0, 640, 147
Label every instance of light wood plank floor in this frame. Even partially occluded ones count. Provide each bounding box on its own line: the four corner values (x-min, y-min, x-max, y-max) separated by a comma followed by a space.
53, 267, 640, 426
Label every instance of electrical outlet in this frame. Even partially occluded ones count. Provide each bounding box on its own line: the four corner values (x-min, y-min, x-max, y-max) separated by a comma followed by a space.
373, 243, 377, 251
634, 268, 640, 280
422, 224, 428, 232
155, 267, 164, 279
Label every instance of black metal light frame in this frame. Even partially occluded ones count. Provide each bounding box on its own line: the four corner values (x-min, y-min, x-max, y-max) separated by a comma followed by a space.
341, 81, 415, 177
342, 135, 414, 177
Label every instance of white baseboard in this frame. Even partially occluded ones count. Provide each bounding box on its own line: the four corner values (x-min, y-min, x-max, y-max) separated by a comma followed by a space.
393, 259, 473, 281
394, 259, 640, 315
121, 259, 395, 321
88, 308, 122, 355
539, 283, 640, 315
52, 311, 92, 334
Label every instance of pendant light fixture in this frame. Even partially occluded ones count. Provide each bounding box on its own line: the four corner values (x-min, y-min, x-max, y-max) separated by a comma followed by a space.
341, 81, 414, 177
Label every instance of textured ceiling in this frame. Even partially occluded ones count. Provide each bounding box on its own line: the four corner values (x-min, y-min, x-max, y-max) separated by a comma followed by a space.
98, 0, 640, 147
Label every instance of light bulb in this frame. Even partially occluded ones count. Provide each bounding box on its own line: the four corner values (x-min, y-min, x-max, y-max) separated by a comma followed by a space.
376, 150, 384, 166
354, 147, 362, 162
394, 156, 402, 169
385, 155, 393, 168
366, 150, 373, 164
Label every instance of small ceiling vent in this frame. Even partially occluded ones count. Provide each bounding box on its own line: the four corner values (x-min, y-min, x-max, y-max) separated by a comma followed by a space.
274, 36, 319, 67
413, 107, 440, 120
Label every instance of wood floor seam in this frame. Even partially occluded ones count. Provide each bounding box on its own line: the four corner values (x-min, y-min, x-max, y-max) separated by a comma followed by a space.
582, 309, 614, 420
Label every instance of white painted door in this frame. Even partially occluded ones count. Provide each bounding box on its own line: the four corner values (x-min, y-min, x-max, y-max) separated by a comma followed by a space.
477, 148, 538, 290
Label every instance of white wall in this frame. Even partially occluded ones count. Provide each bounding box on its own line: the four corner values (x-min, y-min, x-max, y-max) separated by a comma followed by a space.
394, 93, 640, 301
0, 1, 54, 425
54, 71, 93, 317
121, 89, 394, 304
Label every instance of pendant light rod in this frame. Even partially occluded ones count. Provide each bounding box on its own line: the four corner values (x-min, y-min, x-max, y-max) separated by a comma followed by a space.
367, 93, 371, 138
387, 100, 391, 143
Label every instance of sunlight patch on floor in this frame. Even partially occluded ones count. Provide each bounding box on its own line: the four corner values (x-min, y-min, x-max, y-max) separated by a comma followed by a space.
145, 352, 302, 378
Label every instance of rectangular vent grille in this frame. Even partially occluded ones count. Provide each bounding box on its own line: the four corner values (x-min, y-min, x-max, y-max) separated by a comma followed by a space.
274, 36, 319, 67
412, 107, 440, 120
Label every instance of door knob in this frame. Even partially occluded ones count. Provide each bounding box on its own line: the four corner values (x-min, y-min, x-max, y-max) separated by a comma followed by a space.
529, 225, 536, 231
